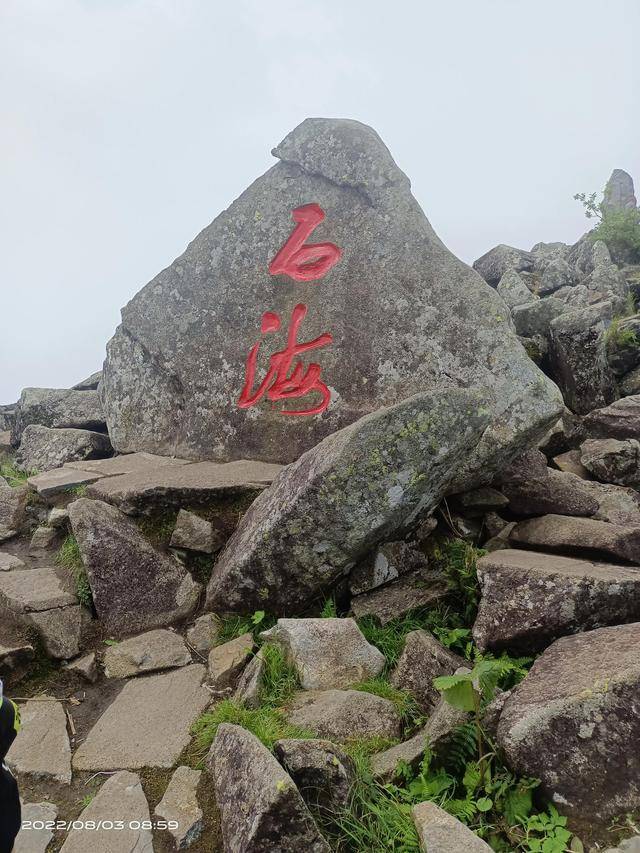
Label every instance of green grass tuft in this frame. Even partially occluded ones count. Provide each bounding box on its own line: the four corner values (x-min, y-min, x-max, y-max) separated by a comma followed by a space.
55, 534, 93, 608
0, 455, 33, 486
258, 643, 300, 708
352, 678, 422, 728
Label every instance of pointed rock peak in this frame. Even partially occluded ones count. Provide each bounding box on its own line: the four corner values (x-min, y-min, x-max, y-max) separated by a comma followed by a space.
603, 168, 637, 212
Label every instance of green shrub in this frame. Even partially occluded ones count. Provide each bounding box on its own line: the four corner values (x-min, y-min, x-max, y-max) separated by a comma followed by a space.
575, 191, 640, 260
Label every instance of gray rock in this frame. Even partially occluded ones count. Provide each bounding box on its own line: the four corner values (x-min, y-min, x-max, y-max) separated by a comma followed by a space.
603, 168, 637, 213
510, 513, 640, 563
350, 571, 448, 625
581, 437, 640, 487
29, 526, 57, 551
47, 507, 69, 528
349, 540, 430, 596
473, 245, 535, 286
583, 259, 630, 302
7, 698, 71, 784
103, 629, 192, 678
87, 458, 281, 514
209, 724, 330, 852
206, 388, 493, 616
473, 548, 640, 654
390, 630, 465, 713
583, 479, 640, 525
511, 297, 565, 337
412, 801, 492, 852
170, 509, 222, 554
497, 623, 640, 822
531, 241, 570, 266
208, 632, 253, 691
0, 552, 24, 571
273, 738, 355, 812
155, 766, 203, 849
583, 395, 640, 439
261, 618, 384, 690
0, 564, 77, 613
549, 303, 618, 414
606, 315, 640, 376
28, 605, 84, 659
72, 370, 103, 391
73, 664, 209, 770
621, 365, 640, 396
63, 652, 98, 683
552, 449, 591, 479
371, 693, 469, 782
17, 425, 112, 473
286, 689, 401, 741
553, 283, 590, 308
11, 387, 105, 445
60, 770, 153, 853
0, 405, 16, 432
0, 430, 12, 452
0, 478, 27, 537
27, 467, 101, 499
13, 801, 58, 853
233, 649, 265, 708
537, 408, 584, 458
66, 451, 191, 476
539, 258, 576, 295
454, 487, 509, 513
186, 613, 220, 655
102, 118, 560, 468
68, 498, 200, 635
0, 642, 34, 685
496, 269, 536, 309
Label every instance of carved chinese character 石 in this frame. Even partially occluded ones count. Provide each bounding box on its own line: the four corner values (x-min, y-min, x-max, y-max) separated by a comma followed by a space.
269, 203, 342, 282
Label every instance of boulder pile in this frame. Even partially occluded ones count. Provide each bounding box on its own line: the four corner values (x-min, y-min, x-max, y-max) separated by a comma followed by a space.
2, 120, 640, 852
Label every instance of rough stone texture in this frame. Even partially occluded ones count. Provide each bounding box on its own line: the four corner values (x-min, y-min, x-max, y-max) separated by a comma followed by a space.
553, 449, 592, 479
371, 694, 469, 782
28, 605, 84, 659
412, 801, 493, 852
472, 244, 534, 286
606, 315, 640, 376
87, 459, 281, 514
209, 724, 330, 853
511, 297, 565, 337
497, 623, 640, 822
539, 258, 576, 295
454, 486, 508, 513
206, 388, 496, 615
274, 738, 355, 813
261, 618, 385, 689
549, 303, 618, 415
581, 438, 640, 487
390, 630, 465, 713
103, 629, 192, 678
0, 565, 77, 613
0, 478, 27, 536
7, 699, 71, 784
13, 801, 58, 853
72, 370, 103, 391
538, 408, 585, 458
208, 632, 253, 690
0, 552, 24, 571
350, 571, 448, 625
0, 405, 16, 432
170, 509, 221, 553
27, 467, 101, 498
154, 766, 203, 849
66, 451, 191, 475
510, 513, 640, 563
583, 479, 640, 525
73, 664, 209, 770
621, 365, 640, 396
60, 770, 154, 853
48, 506, 69, 528
102, 119, 560, 467
0, 642, 34, 685
29, 526, 57, 551
349, 540, 430, 595
499, 449, 598, 517
603, 168, 637, 213
11, 387, 105, 445
496, 269, 536, 309
473, 549, 640, 654
68, 498, 200, 635
234, 649, 265, 708
285, 689, 401, 741
64, 651, 98, 682
186, 613, 220, 654
17, 425, 112, 473
583, 395, 640, 439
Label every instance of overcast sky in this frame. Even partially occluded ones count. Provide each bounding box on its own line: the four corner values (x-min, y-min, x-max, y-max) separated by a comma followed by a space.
1, 0, 638, 404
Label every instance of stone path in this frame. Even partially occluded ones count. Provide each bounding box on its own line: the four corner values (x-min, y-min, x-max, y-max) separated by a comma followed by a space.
8, 699, 72, 784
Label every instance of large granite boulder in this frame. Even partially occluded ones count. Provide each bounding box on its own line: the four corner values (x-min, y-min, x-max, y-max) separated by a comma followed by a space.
472, 244, 535, 286
205, 388, 490, 615
11, 388, 105, 445
603, 168, 637, 213
68, 498, 200, 635
16, 425, 112, 472
101, 118, 561, 465
583, 396, 640, 439
498, 623, 640, 823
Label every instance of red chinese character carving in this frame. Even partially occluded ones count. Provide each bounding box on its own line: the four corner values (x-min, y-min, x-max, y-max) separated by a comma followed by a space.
238, 303, 333, 416
269, 203, 342, 282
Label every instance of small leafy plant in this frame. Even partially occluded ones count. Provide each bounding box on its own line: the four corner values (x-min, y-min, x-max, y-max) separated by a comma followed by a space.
56, 534, 93, 609
575, 191, 640, 260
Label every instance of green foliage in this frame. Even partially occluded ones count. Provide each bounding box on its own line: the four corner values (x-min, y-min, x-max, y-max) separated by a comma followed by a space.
0, 455, 32, 486
190, 699, 312, 758
68, 484, 88, 498
432, 537, 484, 623
257, 643, 300, 708
320, 596, 338, 618
606, 314, 639, 348
55, 534, 93, 608
351, 678, 422, 727
215, 609, 273, 645
136, 511, 178, 549
434, 657, 517, 712
575, 191, 640, 260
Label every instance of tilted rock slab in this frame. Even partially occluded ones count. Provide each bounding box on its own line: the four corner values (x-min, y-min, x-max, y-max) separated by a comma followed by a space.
286, 689, 401, 741
412, 801, 492, 852
11, 387, 105, 445
68, 498, 200, 635
7, 698, 71, 784
473, 549, 640, 654
206, 388, 491, 615
510, 513, 640, 563
390, 630, 465, 713
581, 438, 640, 488
16, 424, 112, 472
102, 628, 192, 678
102, 118, 561, 466
273, 738, 355, 813
498, 623, 640, 822
154, 765, 203, 850
208, 723, 330, 852
260, 618, 385, 690
583, 395, 640, 439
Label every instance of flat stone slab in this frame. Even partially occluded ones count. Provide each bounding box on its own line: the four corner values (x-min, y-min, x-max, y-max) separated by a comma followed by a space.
14, 801, 58, 853
154, 765, 203, 849
103, 629, 192, 678
66, 451, 191, 476
286, 689, 401, 741
28, 468, 101, 498
60, 770, 153, 853
0, 552, 24, 571
87, 459, 283, 512
510, 513, 640, 563
7, 699, 72, 784
73, 664, 209, 770
0, 566, 77, 613
412, 801, 492, 852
